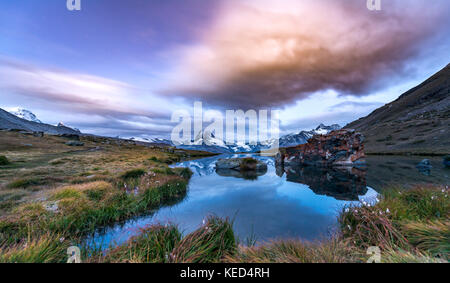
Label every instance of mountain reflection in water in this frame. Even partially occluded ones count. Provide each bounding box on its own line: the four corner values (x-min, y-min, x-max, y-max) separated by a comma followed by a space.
86, 154, 378, 250
278, 166, 368, 201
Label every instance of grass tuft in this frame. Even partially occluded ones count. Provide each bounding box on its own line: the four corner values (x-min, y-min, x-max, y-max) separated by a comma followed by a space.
100, 225, 182, 263
171, 216, 236, 263
0, 233, 70, 263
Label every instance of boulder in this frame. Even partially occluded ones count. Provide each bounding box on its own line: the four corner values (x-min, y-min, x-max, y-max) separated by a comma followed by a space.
276, 129, 365, 168
417, 159, 431, 167
65, 140, 84, 147
60, 134, 80, 140
216, 167, 267, 180
216, 158, 268, 172
416, 159, 432, 176
33, 131, 44, 138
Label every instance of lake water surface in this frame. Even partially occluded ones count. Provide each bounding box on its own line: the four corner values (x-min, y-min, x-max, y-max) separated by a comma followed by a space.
85, 154, 448, 250
85, 154, 386, 250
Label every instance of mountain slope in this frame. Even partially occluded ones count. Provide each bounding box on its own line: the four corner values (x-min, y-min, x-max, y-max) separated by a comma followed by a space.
0, 108, 80, 135
345, 64, 450, 155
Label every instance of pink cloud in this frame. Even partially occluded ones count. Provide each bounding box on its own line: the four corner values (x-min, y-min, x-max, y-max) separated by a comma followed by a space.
163, 0, 450, 108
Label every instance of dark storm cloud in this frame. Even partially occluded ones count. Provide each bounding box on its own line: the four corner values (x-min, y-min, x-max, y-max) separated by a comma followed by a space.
164, 0, 450, 109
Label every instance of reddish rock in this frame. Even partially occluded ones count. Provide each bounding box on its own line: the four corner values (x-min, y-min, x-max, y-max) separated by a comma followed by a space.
276, 129, 365, 167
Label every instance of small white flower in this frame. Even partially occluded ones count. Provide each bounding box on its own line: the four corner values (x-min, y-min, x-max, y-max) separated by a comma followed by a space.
345, 208, 350, 213
59, 237, 65, 243
386, 208, 390, 214
347, 225, 351, 230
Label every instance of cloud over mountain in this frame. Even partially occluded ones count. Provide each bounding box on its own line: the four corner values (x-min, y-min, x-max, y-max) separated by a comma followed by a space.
163, 0, 450, 108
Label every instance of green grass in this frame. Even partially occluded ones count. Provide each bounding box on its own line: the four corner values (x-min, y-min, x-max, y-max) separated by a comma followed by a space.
171, 216, 236, 263
7, 177, 43, 189
0, 233, 70, 263
98, 225, 182, 263
338, 185, 449, 260
92, 216, 236, 263
120, 168, 146, 179
0, 183, 448, 263
0, 170, 192, 245
227, 238, 359, 263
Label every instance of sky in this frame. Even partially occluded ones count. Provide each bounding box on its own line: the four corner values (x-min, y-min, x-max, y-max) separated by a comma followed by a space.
0, 0, 449, 141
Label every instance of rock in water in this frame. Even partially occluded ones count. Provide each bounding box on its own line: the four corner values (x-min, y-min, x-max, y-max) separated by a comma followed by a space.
216, 158, 268, 172
216, 158, 268, 180
416, 159, 432, 176
417, 159, 431, 168
276, 129, 365, 167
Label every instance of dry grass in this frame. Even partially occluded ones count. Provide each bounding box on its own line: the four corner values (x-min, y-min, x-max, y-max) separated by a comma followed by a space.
0, 131, 212, 214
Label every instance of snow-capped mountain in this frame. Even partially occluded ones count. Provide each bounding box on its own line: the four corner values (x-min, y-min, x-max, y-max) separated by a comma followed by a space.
177, 130, 233, 153
8, 108, 42, 123
151, 124, 341, 153
278, 123, 341, 148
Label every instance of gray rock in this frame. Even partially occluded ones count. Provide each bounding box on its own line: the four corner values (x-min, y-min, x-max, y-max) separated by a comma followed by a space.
215, 158, 268, 172
65, 140, 84, 147
60, 134, 80, 140
216, 158, 242, 170
417, 159, 432, 168
416, 159, 432, 176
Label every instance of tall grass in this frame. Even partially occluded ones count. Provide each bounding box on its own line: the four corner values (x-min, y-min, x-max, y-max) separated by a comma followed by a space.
171, 216, 236, 263
91, 216, 236, 263
100, 225, 182, 263
0, 233, 70, 263
401, 220, 449, 259
227, 238, 360, 263
0, 170, 191, 244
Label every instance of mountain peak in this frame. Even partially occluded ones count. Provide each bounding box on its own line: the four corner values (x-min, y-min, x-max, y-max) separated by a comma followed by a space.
8, 108, 42, 123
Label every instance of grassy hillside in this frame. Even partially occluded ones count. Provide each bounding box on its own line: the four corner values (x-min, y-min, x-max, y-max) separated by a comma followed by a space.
346, 64, 450, 155
0, 131, 213, 216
